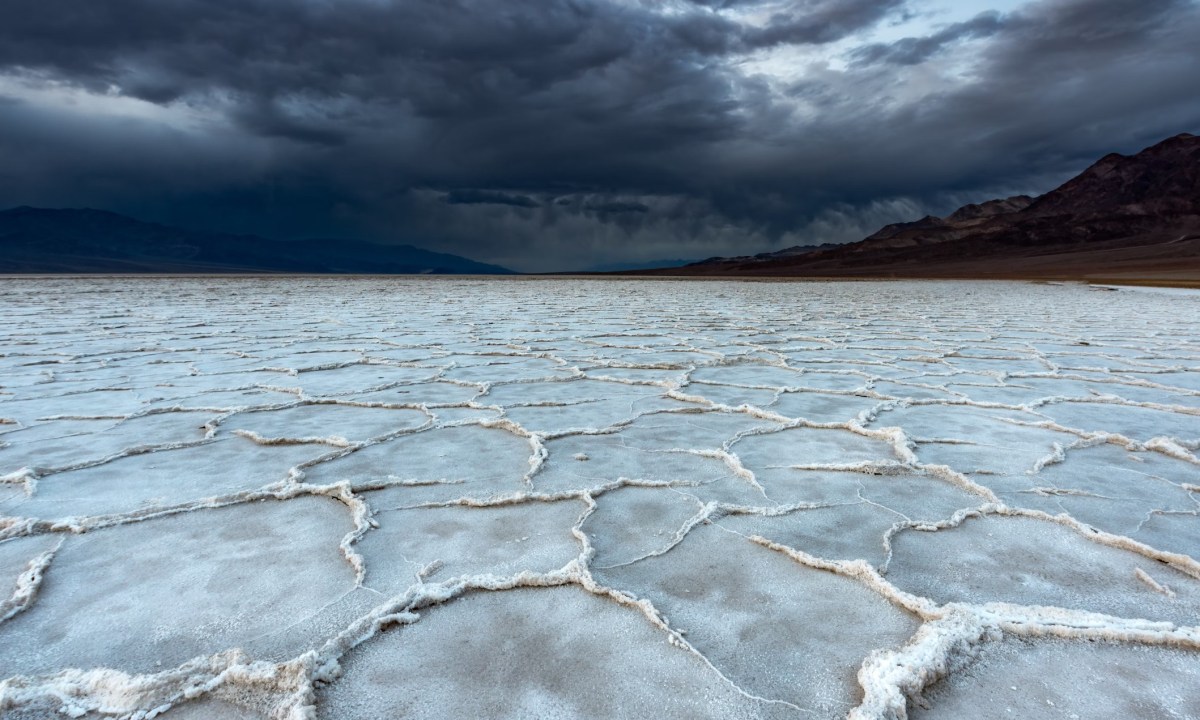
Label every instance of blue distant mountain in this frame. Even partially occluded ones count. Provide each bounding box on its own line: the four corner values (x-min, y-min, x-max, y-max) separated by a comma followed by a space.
0, 207, 515, 274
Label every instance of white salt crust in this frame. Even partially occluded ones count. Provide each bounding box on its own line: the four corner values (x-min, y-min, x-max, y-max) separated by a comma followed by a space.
0, 277, 1198, 719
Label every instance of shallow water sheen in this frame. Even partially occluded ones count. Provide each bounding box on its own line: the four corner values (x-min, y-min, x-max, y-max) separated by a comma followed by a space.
0, 277, 1198, 719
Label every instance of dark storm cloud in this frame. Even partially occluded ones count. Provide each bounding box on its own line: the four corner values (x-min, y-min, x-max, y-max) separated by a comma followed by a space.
669, 0, 909, 54
0, 0, 1198, 271
743, 0, 908, 48
849, 11, 1011, 67
836, 0, 1200, 191
752, 0, 1200, 203
445, 190, 540, 209
0, 0, 896, 120
586, 201, 652, 215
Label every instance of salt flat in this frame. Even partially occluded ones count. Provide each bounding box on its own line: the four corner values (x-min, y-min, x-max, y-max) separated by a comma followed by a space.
0, 277, 1198, 720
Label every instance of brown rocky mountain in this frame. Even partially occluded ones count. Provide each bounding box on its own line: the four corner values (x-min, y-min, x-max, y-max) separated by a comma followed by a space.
659, 133, 1200, 283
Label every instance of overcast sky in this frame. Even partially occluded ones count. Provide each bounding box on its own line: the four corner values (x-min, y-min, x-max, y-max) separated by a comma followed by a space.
1, 0, 1198, 271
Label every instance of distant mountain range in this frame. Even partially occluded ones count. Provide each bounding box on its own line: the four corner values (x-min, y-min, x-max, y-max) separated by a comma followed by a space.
8, 133, 1199, 280
653, 132, 1200, 282
582, 258, 705, 273
0, 207, 513, 274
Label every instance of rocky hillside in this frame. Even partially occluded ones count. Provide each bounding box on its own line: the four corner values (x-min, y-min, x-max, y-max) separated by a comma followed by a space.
664, 133, 1200, 281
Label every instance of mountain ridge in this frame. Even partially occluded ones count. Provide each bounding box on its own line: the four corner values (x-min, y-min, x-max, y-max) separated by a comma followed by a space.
0, 206, 514, 275
651, 132, 1200, 281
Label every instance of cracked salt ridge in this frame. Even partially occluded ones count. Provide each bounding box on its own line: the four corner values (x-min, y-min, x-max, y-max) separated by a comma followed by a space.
911, 637, 1200, 719
222, 403, 430, 446
1001, 442, 1200, 559
0, 436, 341, 520
2, 279, 1200, 719
299, 421, 540, 501
883, 510, 1200, 625
316, 585, 798, 720
0, 493, 369, 678
355, 497, 585, 593
593, 522, 922, 715
0, 411, 220, 478
0, 537, 60, 623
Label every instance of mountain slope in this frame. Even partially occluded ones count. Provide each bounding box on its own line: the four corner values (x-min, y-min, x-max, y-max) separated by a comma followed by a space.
0, 207, 514, 274
662, 133, 1200, 281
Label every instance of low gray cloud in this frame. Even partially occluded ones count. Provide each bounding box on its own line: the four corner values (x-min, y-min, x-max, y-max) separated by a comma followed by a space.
444, 190, 540, 209
0, 0, 1197, 271
849, 11, 1012, 67
585, 201, 651, 215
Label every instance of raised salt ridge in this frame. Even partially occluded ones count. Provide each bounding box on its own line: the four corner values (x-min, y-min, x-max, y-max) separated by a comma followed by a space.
0, 277, 1198, 719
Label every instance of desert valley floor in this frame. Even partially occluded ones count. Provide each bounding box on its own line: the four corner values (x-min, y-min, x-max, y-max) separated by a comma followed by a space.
0, 277, 1198, 719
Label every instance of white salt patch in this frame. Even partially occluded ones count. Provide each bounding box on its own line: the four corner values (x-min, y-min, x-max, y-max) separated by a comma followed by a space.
3, 277, 1200, 719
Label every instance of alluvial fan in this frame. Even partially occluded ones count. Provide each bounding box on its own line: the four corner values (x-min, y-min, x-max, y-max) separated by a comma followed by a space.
0, 277, 1198, 720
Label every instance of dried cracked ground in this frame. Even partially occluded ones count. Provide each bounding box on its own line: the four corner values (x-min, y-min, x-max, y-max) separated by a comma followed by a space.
1, 277, 1198, 720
